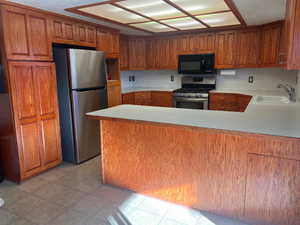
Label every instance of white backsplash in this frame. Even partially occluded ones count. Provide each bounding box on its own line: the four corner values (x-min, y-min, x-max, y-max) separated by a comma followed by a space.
121, 68, 298, 92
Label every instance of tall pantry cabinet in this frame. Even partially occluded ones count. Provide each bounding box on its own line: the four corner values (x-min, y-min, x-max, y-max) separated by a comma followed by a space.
0, 4, 62, 182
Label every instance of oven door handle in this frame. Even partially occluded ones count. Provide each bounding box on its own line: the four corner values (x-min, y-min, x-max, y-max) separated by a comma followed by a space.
174, 97, 208, 102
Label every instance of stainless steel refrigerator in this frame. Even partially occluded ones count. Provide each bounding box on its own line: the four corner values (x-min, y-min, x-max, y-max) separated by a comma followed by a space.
54, 47, 108, 164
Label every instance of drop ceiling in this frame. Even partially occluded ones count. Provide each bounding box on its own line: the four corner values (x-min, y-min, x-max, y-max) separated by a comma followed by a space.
7, 0, 287, 35
67, 0, 244, 33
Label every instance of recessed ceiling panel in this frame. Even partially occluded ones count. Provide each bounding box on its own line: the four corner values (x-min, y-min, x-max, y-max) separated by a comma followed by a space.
79, 4, 149, 23
161, 17, 205, 30
131, 21, 176, 32
117, 0, 185, 20
171, 0, 230, 15
196, 12, 240, 27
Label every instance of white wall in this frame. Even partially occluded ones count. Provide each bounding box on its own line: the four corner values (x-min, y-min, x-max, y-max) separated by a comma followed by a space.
121, 68, 298, 92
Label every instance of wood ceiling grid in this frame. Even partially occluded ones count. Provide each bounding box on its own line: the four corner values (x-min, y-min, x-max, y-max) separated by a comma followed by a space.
65, 0, 246, 34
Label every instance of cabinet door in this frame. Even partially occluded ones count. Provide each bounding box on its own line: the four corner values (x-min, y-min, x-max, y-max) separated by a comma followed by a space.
122, 93, 135, 104
134, 92, 151, 106
215, 31, 237, 69
97, 29, 112, 53
63, 21, 76, 41
8, 62, 42, 177
111, 32, 120, 54
236, 29, 261, 68
260, 24, 281, 67
209, 93, 239, 111
52, 20, 64, 40
151, 92, 173, 107
146, 39, 158, 70
177, 35, 192, 54
33, 63, 61, 167
120, 36, 129, 70
1, 6, 30, 60
169, 38, 179, 70
77, 24, 87, 42
191, 33, 215, 53
157, 39, 170, 70
107, 81, 122, 107
245, 154, 300, 225
27, 11, 52, 61
129, 39, 146, 70
86, 26, 96, 44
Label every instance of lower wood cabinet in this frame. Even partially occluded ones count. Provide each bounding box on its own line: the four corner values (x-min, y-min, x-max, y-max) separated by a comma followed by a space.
134, 91, 151, 106
209, 93, 252, 112
5, 61, 62, 181
122, 91, 173, 107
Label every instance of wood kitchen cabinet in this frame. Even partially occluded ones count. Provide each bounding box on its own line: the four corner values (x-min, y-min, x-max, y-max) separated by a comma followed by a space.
129, 38, 146, 70
209, 93, 252, 112
190, 33, 215, 53
244, 154, 300, 225
122, 92, 135, 104
215, 31, 237, 69
151, 91, 173, 107
52, 19, 96, 47
107, 80, 122, 107
7, 61, 61, 181
97, 28, 120, 58
1, 5, 53, 61
260, 23, 282, 67
120, 35, 129, 70
284, 0, 300, 69
134, 91, 151, 106
236, 29, 261, 67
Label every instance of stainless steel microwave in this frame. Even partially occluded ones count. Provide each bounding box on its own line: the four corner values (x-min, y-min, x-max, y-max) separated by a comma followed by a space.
178, 54, 216, 75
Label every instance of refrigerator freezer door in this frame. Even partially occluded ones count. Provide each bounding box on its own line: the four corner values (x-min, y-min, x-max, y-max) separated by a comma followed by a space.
72, 88, 107, 163
69, 49, 107, 90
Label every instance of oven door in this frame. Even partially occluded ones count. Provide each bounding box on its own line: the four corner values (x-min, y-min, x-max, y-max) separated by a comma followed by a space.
174, 97, 208, 110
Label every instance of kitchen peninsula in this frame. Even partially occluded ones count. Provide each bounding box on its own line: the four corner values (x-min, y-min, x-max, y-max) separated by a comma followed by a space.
88, 99, 300, 225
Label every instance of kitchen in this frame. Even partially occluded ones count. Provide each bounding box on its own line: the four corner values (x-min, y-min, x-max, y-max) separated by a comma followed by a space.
0, 0, 300, 225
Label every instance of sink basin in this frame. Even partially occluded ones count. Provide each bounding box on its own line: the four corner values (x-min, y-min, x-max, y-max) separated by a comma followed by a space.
253, 96, 290, 105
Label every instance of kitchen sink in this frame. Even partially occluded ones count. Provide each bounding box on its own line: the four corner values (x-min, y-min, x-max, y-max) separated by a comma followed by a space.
253, 96, 290, 105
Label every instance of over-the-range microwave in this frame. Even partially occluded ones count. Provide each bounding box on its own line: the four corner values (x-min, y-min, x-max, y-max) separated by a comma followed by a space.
178, 54, 216, 75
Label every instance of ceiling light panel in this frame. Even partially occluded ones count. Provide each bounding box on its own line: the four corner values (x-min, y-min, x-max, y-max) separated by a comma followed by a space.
161, 17, 205, 30
171, 0, 230, 15
196, 12, 240, 27
117, 0, 185, 20
131, 21, 176, 32
79, 4, 149, 24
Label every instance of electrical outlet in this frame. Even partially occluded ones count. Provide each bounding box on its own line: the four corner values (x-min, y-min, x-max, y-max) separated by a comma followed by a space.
129, 76, 132, 82
132, 76, 135, 82
248, 76, 254, 84
171, 75, 174, 82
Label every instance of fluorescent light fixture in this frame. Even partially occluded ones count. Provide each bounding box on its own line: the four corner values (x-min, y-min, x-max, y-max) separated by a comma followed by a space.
161, 17, 205, 30
196, 12, 240, 27
146, 9, 180, 17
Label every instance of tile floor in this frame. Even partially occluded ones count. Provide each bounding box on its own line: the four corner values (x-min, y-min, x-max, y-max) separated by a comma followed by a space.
0, 157, 249, 225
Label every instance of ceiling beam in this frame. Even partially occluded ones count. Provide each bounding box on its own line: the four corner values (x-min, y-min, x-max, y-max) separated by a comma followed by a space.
111, 3, 180, 31
223, 0, 247, 26
162, 0, 210, 28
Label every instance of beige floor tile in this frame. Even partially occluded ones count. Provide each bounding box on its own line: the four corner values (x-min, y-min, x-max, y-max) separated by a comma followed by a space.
46, 209, 89, 225
0, 208, 18, 225
34, 183, 86, 208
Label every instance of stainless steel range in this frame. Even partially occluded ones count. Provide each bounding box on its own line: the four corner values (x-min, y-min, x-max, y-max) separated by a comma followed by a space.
173, 76, 216, 110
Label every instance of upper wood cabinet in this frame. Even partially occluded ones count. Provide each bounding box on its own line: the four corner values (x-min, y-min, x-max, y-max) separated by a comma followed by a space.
8, 61, 61, 181
120, 35, 129, 70
52, 18, 96, 47
190, 33, 215, 53
260, 23, 282, 67
128, 38, 146, 70
236, 29, 261, 68
284, 0, 300, 69
215, 31, 237, 69
1, 5, 52, 61
97, 28, 120, 58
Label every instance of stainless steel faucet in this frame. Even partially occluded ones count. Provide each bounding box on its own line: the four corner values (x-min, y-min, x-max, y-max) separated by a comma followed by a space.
277, 83, 296, 102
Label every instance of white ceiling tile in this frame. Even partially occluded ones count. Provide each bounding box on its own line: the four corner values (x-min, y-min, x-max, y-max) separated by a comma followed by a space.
171, 0, 229, 15
197, 12, 240, 27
